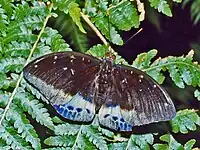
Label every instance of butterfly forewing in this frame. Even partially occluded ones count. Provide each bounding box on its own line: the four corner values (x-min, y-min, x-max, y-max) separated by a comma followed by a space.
98, 63, 176, 131
23, 52, 101, 122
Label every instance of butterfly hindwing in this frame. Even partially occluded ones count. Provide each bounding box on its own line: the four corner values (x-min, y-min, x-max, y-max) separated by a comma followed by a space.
23, 52, 101, 122
98, 63, 176, 131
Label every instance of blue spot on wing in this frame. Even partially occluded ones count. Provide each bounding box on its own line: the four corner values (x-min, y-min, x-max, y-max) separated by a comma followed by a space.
106, 102, 119, 107
76, 108, 82, 112
67, 105, 74, 110
100, 106, 133, 131
52, 92, 95, 122
101, 114, 133, 131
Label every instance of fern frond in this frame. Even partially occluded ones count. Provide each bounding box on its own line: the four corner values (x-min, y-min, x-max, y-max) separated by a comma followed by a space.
125, 134, 154, 149
93, 16, 123, 45
5, 42, 31, 58
0, 73, 18, 90
81, 125, 108, 150
0, 121, 32, 150
0, 7, 8, 34
87, 44, 128, 65
44, 148, 69, 150
171, 109, 200, 134
109, 1, 140, 30
108, 142, 127, 150
132, 49, 158, 70
194, 89, 200, 101
41, 27, 72, 53
5, 104, 41, 150
137, 50, 200, 88
97, 126, 114, 139
0, 57, 25, 73
54, 123, 80, 136
0, 90, 9, 107
153, 134, 196, 150
14, 88, 54, 129
44, 135, 76, 147
68, 2, 86, 33
148, 0, 172, 17
51, 0, 74, 14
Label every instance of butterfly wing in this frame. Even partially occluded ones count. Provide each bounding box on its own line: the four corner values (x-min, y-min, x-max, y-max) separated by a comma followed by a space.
23, 52, 101, 122
98, 63, 176, 131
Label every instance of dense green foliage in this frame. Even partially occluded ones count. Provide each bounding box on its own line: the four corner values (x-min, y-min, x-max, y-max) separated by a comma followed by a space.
0, 0, 199, 149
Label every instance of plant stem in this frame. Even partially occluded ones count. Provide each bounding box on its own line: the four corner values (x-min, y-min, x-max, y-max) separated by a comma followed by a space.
72, 125, 83, 149
0, 3, 53, 126
81, 12, 108, 46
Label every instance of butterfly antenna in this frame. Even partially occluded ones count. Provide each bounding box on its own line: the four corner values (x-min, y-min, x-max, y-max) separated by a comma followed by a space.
124, 28, 143, 45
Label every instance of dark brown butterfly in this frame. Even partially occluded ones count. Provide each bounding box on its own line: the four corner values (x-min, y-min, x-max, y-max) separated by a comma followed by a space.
23, 51, 176, 131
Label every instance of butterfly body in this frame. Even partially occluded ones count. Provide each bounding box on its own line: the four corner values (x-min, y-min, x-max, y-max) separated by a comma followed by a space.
23, 52, 176, 131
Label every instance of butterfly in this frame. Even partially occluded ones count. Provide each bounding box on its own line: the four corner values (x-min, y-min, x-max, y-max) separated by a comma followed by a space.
23, 51, 176, 131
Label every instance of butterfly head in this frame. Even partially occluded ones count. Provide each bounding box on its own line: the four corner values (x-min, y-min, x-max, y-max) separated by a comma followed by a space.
105, 51, 116, 60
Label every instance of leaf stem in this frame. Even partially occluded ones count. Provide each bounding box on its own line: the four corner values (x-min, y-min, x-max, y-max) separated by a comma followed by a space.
107, 0, 126, 11
125, 135, 132, 150
81, 12, 108, 46
72, 125, 83, 149
0, 3, 53, 126
143, 61, 200, 72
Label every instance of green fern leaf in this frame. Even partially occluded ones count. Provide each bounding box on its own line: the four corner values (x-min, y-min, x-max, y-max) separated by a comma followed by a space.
0, 73, 18, 89
0, 7, 8, 34
194, 89, 200, 101
125, 134, 154, 149
54, 123, 80, 136
153, 134, 195, 150
93, 16, 123, 45
0, 0, 12, 19
171, 109, 200, 134
0, 91, 9, 107
109, 1, 140, 30
143, 50, 200, 87
5, 104, 41, 150
44, 147, 71, 150
0, 121, 32, 150
132, 49, 158, 69
68, 2, 86, 33
149, 0, 172, 17
75, 133, 98, 150
14, 88, 54, 129
52, 116, 66, 124
81, 125, 108, 150
0, 57, 25, 73
184, 139, 196, 150
87, 44, 128, 66
108, 142, 127, 150
52, 0, 75, 14
5, 42, 31, 58
86, 44, 108, 58
41, 27, 72, 52
44, 148, 69, 150
44, 135, 76, 147
173, 0, 182, 3
98, 126, 114, 139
